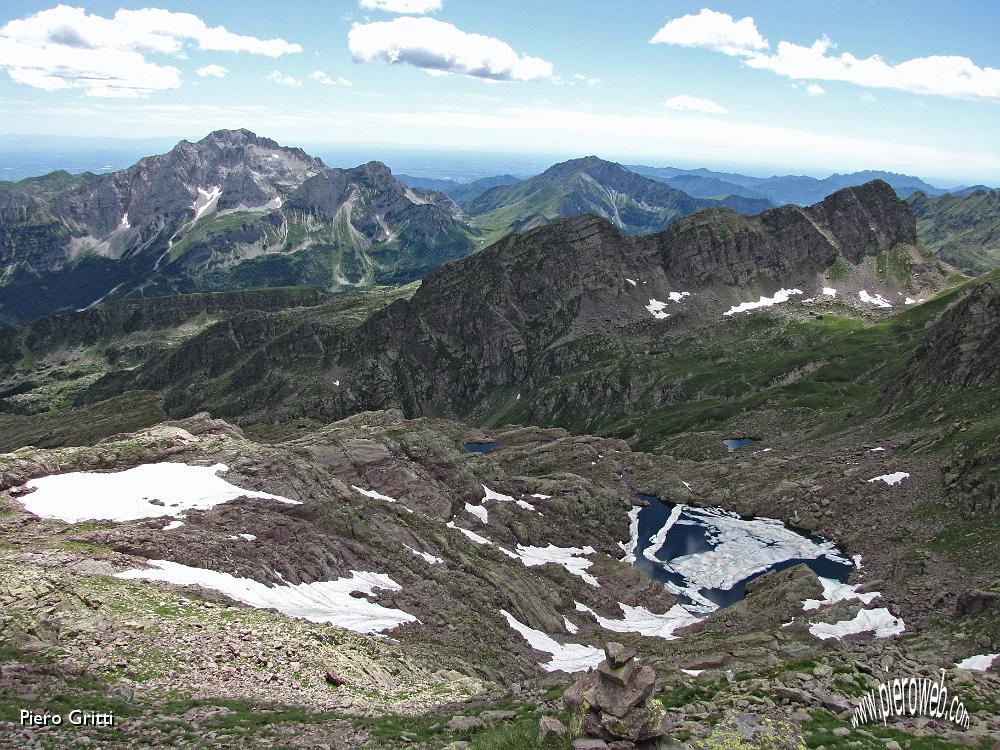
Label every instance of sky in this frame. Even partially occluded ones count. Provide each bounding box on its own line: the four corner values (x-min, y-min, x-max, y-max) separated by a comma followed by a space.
0, 1, 999, 185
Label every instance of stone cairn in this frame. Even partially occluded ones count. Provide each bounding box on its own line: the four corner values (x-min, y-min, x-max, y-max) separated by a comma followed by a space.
562, 642, 669, 748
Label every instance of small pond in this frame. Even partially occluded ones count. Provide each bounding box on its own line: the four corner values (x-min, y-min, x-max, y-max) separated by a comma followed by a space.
463, 441, 504, 454
723, 437, 761, 452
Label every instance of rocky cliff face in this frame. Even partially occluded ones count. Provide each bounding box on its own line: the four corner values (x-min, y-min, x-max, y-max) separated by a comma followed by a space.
890, 277, 999, 394
338, 180, 918, 417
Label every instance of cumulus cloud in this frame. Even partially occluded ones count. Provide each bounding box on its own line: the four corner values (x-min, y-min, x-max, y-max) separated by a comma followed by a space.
663, 94, 729, 114
264, 71, 302, 87
348, 17, 552, 81
650, 8, 767, 57
196, 64, 228, 78
0, 5, 301, 97
652, 8, 1000, 102
310, 70, 352, 86
805, 83, 825, 96
359, 0, 442, 13
745, 36, 1000, 101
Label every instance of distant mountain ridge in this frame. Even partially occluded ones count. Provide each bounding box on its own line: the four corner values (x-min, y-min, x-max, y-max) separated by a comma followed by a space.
627, 165, 961, 205
465, 156, 774, 241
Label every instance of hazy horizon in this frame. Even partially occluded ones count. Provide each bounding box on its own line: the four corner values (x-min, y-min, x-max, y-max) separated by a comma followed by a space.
0, 131, 990, 189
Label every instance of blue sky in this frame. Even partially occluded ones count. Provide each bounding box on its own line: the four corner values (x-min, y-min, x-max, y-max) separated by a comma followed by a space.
1, 1, 999, 184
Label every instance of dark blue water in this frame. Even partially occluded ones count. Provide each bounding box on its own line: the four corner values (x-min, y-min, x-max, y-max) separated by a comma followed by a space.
464, 441, 504, 454
630, 494, 853, 610
723, 437, 760, 451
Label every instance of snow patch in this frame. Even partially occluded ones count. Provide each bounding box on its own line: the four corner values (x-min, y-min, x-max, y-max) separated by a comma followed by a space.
955, 653, 998, 671
446, 521, 492, 546
116, 560, 415, 634
19, 463, 299, 523
859, 290, 892, 308
681, 669, 704, 676
724, 288, 803, 316
403, 544, 443, 565
352, 485, 413, 513
162, 520, 184, 531
563, 617, 578, 634
482, 484, 538, 513
626, 278, 637, 286
867, 472, 909, 486
193, 186, 222, 222
575, 601, 700, 640
802, 577, 880, 611
808, 607, 904, 640
500, 609, 603, 672
822, 287, 837, 297
645, 299, 669, 319
465, 502, 489, 524
515, 544, 599, 586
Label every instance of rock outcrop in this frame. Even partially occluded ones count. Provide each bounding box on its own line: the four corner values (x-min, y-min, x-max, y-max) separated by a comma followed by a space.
565, 643, 669, 747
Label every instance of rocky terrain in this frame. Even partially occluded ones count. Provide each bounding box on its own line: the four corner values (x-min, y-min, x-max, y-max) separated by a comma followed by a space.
0, 152, 998, 750
909, 189, 1000, 275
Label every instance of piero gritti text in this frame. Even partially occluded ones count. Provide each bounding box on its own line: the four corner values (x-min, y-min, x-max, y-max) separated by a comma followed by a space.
20, 708, 116, 727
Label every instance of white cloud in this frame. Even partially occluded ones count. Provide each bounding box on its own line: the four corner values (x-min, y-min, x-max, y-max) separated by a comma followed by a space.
265, 71, 302, 87
573, 74, 602, 87
860, 91, 877, 102
652, 9, 1000, 102
348, 17, 553, 81
0, 5, 300, 97
744, 36, 1000, 101
310, 70, 351, 86
805, 83, 825, 96
359, 0, 442, 13
196, 64, 228, 78
650, 8, 768, 57
663, 94, 728, 114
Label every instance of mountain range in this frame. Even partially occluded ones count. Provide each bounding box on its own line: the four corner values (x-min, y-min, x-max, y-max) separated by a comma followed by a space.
0, 129, 480, 325
908, 188, 1000, 275
5, 131, 994, 327
1, 130, 998, 750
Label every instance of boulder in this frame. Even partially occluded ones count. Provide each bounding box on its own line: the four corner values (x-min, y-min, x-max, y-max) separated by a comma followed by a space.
538, 715, 568, 743
446, 715, 484, 733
